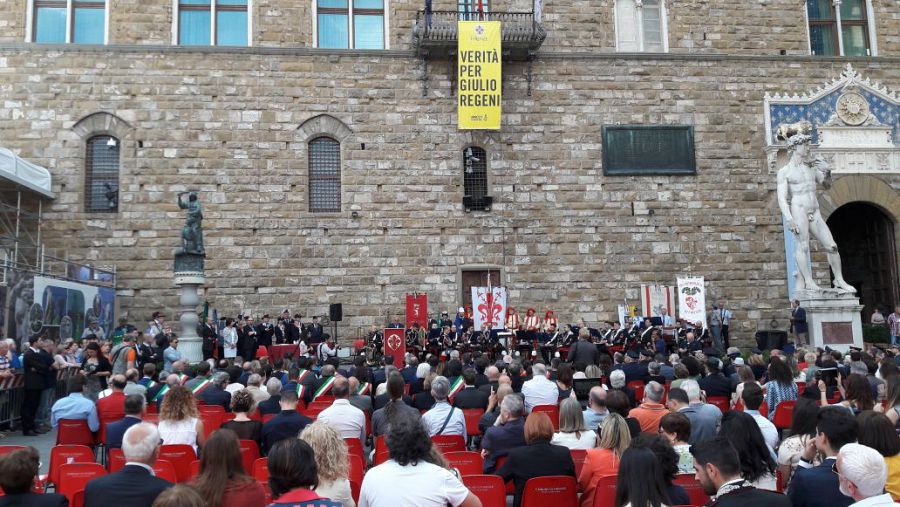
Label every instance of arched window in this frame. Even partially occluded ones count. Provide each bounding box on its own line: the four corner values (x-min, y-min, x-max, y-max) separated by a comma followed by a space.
463, 146, 490, 212
85, 135, 120, 212
308, 136, 341, 212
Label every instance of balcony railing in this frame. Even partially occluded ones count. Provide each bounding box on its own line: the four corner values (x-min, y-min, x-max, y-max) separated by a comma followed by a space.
413, 10, 546, 59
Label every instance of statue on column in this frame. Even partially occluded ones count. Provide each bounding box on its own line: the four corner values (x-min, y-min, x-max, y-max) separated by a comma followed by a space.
776, 132, 856, 295
177, 192, 205, 256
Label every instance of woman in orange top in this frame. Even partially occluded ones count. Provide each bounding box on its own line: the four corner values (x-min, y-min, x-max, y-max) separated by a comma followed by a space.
578, 413, 632, 507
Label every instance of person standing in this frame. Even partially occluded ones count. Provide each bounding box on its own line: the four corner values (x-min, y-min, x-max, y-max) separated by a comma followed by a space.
222, 318, 238, 359
257, 315, 275, 350
36, 338, 59, 433
22, 338, 53, 436
719, 301, 733, 349
888, 307, 900, 347
709, 304, 724, 351
791, 299, 809, 347
200, 317, 217, 361
163, 339, 182, 373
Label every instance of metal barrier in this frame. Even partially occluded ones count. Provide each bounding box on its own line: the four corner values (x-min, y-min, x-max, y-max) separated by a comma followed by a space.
0, 367, 80, 430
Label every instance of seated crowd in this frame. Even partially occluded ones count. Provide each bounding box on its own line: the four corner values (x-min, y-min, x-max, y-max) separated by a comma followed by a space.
2, 340, 900, 507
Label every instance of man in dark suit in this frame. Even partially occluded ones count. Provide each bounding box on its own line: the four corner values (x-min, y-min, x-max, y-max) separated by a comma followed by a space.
691, 437, 791, 507
788, 407, 858, 507
84, 422, 172, 507
258, 378, 284, 416
197, 372, 231, 410
620, 350, 650, 384
698, 357, 734, 398
478, 366, 501, 397
308, 316, 324, 346
371, 356, 393, 388
105, 394, 144, 449
22, 338, 54, 436
199, 316, 217, 361
453, 369, 489, 410
261, 389, 312, 453
400, 356, 418, 385
0, 447, 67, 507
565, 329, 600, 367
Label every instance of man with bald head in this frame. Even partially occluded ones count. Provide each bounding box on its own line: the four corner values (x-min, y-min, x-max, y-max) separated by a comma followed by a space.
629, 381, 668, 434
316, 375, 366, 441
97, 374, 128, 426
583, 386, 608, 429
479, 365, 501, 396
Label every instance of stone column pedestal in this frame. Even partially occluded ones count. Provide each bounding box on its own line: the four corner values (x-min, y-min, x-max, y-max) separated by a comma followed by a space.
175, 252, 205, 363
797, 291, 864, 352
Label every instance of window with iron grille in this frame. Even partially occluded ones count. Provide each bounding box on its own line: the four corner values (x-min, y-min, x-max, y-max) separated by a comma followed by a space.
309, 137, 342, 212
85, 135, 120, 213
463, 146, 489, 211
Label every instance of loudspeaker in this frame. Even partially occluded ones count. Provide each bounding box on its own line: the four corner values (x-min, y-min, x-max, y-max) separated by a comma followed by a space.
329, 303, 343, 322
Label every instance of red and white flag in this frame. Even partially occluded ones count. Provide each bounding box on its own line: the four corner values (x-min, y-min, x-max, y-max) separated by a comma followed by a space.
384, 328, 406, 367
406, 293, 428, 329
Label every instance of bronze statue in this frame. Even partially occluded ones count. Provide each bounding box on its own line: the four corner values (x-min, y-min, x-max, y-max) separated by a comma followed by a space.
177, 191, 205, 255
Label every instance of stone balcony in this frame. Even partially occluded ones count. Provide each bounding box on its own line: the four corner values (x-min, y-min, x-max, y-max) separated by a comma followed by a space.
413, 10, 546, 60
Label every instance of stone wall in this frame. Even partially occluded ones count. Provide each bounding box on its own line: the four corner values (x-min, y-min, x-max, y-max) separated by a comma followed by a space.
0, 42, 897, 344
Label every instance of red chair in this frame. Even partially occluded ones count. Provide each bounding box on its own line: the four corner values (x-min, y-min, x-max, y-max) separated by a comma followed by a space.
190, 460, 201, 479
239, 440, 261, 475
591, 475, 618, 507
530, 405, 560, 431
0, 445, 26, 456
350, 479, 361, 505
152, 460, 178, 483
306, 400, 332, 412
348, 453, 364, 490
57, 463, 105, 505
314, 395, 335, 403
106, 448, 126, 473
302, 406, 327, 420
776, 468, 785, 493
463, 409, 485, 437
345, 438, 365, 459
521, 476, 577, 507
431, 435, 467, 453
462, 475, 506, 507
444, 451, 484, 476
252, 458, 269, 483
373, 449, 389, 465
758, 403, 768, 419
493, 456, 514, 494
262, 414, 276, 424
374, 435, 387, 455
365, 412, 372, 438
201, 414, 224, 440
256, 345, 269, 358
56, 419, 96, 447
673, 475, 710, 506
158, 445, 197, 482
707, 396, 730, 413
772, 400, 796, 430
199, 405, 226, 415
48, 445, 96, 489
570, 449, 587, 484
627, 381, 646, 402
72, 489, 85, 507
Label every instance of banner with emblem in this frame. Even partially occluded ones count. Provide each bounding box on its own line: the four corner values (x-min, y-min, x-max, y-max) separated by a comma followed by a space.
383, 328, 405, 367
405, 293, 428, 329
676, 276, 706, 325
457, 21, 502, 130
471, 286, 507, 330
641, 284, 676, 319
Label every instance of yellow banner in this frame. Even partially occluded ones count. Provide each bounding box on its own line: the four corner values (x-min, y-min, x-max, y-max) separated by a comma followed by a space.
457, 21, 502, 130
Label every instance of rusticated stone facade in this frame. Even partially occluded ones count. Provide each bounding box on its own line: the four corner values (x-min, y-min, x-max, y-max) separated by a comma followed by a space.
0, 0, 898, 343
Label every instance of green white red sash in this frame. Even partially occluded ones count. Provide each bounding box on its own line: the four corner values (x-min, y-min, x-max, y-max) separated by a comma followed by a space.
449, 376, 465, 399
357, 382, 371, 395
314, 377, 336, 399
146, 380, 158, 389
177, 374, 188, 385
297, 369, 312, 383
191, 378, 211, 395
152, 384, 170, 402
296, 384, 306, 399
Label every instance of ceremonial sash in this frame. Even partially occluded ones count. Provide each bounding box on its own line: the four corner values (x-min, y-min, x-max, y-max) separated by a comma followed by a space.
191, 378, 211, 395
145, 380, 158, 389
448, 376, 465, 399
152, 384, 170, 402
357, 382, 371, 395
297, 369, 312, 383
177, 374, 188, 385
296, 384, 306, 399
314, 377, 335, 399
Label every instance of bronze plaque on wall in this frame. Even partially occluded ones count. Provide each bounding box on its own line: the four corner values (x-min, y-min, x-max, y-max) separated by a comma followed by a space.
821, 322, 853, 345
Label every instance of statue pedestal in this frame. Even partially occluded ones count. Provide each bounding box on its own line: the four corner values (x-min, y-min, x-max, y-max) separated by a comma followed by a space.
174, 252, 205, 363
796, 290, 864, 352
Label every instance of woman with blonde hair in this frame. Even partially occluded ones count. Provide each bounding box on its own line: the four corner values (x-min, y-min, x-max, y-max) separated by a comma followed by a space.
578, 413, 631, 507
158, 385, 205, 452
299, 422, 355, 507
552, 398, 596, 450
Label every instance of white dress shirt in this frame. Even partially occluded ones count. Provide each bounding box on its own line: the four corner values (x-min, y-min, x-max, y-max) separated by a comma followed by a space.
317, 398, 367, 441
746, 409, 779, 459
421, 401, 467, 437
521, 375, 558, 411
850, 494, 900, 506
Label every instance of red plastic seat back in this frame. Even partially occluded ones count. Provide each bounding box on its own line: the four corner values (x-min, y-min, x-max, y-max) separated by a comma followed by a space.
157, 445, 197, 482
431, 435, 467, 453
445, 451, 484, 476
531, 405, 560, 431
773, 400, 796, 430
106, 448, 125, 473
190, 460, 201, 479
49, 445, 96, 487
673, 475, 710, 506
72, 489, 85, 507
152, 460, 178, 483
252, 458, 269, 482
570, 449, 587, 481
521, 476, 577, 507
463, 409, 485, 437
348, 453, 364, 488
0, 445, 27, 456
627, 381, 645, 402
239, 440, 261, 474
350, 479, 361, 505
462, 475, 506, 507
590, 475, 618, 507
56, 419, 96, 447
707, 396, 730, 413
57, 463, 106, 505
345, 438, 364, 460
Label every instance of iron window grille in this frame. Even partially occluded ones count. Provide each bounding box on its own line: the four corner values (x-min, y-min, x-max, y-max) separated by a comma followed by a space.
463, 146, 490, 211
85, 135, 120, 212
309, 136, 342, 212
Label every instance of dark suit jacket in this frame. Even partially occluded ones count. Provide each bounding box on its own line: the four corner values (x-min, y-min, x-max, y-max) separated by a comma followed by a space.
0, 493, 68, 507
258, 395, 282, 415
84, 464, 172, 507
197, 385, 231, 411
400, 367, 417, 385
453, 386, 488, 410
105, 416, 142, 449
23, 348, 51, 390
374, 393, 412, 411
699, 373, 734, 398
716, 487, 793, 507
408, 377, 425, 396
787, 458, 852, 507
496, 439, 576, 507
261, 410, 312, 453
412, 392, 435, 411
566, 341, 600, 367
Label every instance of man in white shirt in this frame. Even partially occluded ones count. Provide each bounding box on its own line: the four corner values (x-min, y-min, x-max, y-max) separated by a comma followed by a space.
520, 363, 558, 412
316, 375, 366, 442
836, 443, 900, 506
740, 383, 779, 456
421, 376, 466, 437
